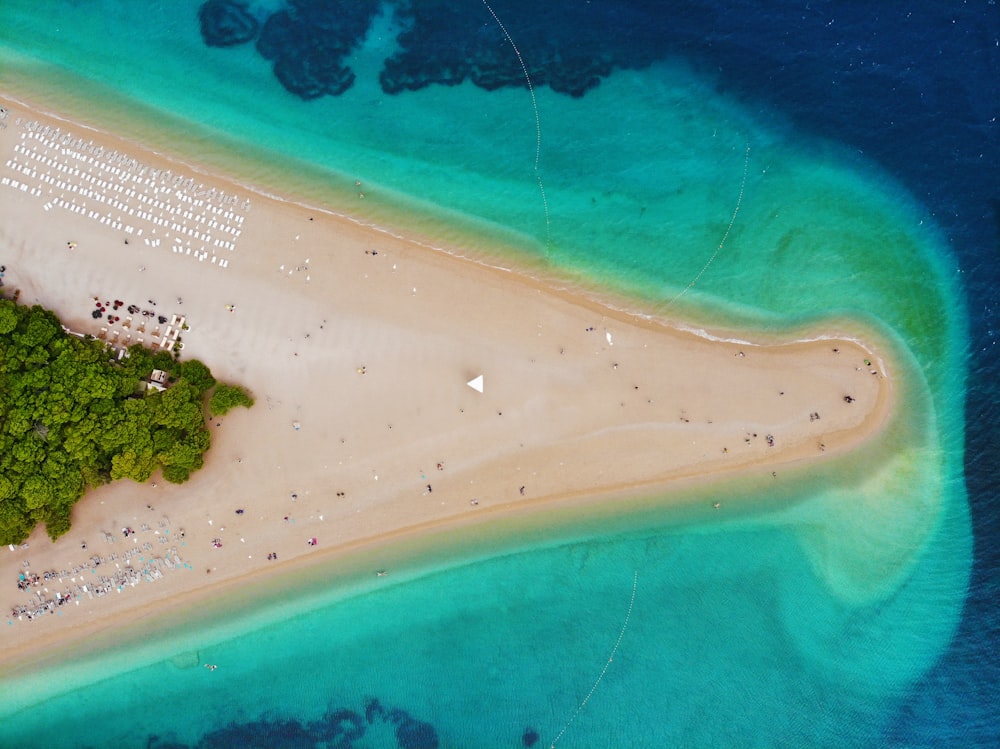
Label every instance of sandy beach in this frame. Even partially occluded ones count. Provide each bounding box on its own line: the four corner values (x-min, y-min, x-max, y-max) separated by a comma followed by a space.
0, 91, 893, 674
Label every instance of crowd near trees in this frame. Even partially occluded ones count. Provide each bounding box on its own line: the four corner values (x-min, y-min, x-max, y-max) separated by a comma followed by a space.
0, 297, 253, 545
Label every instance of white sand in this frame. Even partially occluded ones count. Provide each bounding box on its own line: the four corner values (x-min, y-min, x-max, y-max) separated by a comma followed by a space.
0, 92, 893, 673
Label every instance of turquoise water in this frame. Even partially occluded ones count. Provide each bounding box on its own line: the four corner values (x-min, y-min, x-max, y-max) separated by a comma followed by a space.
0, 1, 973, 746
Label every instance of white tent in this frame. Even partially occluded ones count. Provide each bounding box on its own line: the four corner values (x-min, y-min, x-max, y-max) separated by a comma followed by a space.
466, 374, 484, 393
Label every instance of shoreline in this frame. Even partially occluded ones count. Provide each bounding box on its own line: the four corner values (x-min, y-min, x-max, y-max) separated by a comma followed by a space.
0, 88, 894, 350
0, 88, 895, 677
0, 76, 558, 284
0, 442, 884, 696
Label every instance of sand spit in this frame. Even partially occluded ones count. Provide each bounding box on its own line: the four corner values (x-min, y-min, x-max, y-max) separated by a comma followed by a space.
0, 92, 892, 673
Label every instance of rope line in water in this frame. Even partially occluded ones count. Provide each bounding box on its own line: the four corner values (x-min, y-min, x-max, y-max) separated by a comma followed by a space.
549, 570, 638, 748
665, 141, 750, 308
480, 0, 552, 248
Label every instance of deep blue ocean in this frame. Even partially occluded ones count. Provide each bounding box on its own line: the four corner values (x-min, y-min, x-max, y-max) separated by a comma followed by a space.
0, 1, 997, 747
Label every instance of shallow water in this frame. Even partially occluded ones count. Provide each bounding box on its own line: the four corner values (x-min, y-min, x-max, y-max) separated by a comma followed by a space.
1, 1, 993, 746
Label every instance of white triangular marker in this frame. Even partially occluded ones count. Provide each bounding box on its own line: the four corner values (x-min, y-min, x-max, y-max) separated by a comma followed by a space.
466, 375, 484, 393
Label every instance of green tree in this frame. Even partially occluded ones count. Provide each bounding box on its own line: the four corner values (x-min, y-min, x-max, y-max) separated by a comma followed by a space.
43, 506, 72, 541
21, 474, 53, 511
0, 475, 16, 500
120, 343, 154, 379
111, 448, 157, 483
0, 296, 251, 542
0, 498, 32, 546
208, 383, 255, 417
0, 299, 18, 335
179, 358, 216, 396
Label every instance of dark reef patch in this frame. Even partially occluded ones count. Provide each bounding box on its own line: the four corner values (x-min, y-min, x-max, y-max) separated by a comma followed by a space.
142, 697, 438, 749
385, 706, 439, 749
147, 737, 190, 749
198, 0, 670, 100
271, 45, 355, 100
198, 0, 261, 48
364, 695, 386, 724
255, 1, 379, 99
379, 1, 628, 98
315, 708, 365, 744
200, 717, 313, 749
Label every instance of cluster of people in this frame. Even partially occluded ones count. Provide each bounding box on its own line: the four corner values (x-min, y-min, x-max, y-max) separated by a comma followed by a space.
9, 590, 74, 621
15, 569, 46, 591
9, 547, 186, 623
90, 297, 168, 325
8, 517, 187, 625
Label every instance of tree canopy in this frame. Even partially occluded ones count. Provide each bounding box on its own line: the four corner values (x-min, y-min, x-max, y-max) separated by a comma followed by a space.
0, 297, 253, 544
209, 382, 255, 417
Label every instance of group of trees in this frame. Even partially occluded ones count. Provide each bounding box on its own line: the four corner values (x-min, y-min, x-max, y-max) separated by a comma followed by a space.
0, 297, 253, 544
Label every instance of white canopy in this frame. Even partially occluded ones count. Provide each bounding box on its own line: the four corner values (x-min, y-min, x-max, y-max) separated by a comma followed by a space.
466, 374, 484, 393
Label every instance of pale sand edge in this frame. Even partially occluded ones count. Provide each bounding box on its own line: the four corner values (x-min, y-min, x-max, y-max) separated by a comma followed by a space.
2, 425, 894, 682
0, 89, 896, 677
